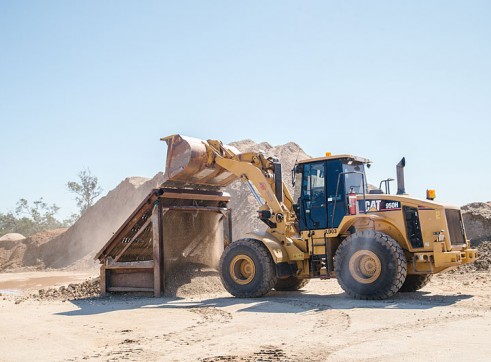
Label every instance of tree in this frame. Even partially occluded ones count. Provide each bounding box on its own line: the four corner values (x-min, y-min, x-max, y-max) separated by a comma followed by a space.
67, 168, 103, 216
0, 198, 70, 237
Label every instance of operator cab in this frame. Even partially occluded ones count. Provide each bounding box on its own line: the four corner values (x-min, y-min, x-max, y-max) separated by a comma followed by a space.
293, 154, 370, 231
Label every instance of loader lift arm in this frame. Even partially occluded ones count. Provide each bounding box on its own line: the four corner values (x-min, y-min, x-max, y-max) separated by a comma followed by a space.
162, 135, 297, 236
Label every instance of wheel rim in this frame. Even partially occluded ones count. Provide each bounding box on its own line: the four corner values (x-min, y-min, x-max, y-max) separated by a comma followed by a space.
229, 255, 256, 285
348, 250, 382, 284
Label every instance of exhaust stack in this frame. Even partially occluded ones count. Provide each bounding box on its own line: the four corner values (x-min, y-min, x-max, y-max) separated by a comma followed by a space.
396, 157, 406, 195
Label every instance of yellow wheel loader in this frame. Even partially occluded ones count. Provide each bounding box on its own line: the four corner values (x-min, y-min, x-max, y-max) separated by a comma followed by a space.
163, 134, 478, 300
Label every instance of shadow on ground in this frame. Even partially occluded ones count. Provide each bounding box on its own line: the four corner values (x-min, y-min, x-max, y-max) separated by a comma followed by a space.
56, 290, 473, 317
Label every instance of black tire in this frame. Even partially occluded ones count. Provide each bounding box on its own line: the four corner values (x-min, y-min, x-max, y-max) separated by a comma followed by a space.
399, 274, 432, 292
334, 230, 407, 300
219, 238, 277, 298
274, 276, 310, 291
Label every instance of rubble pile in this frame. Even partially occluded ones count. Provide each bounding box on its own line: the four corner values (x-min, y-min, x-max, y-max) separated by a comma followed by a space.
14, 278, 100, 303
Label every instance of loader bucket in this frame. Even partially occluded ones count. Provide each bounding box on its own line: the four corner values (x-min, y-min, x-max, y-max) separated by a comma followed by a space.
162, 134, 239, 187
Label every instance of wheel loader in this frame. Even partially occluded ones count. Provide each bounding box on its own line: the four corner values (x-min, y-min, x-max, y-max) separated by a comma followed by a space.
162, 134, 478, 300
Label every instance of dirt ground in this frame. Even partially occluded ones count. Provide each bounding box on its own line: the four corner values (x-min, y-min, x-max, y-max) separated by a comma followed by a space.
1, 270, 490, 362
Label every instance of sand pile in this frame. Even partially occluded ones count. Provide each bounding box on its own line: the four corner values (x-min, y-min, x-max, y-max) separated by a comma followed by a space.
25, 174, 166, 269
462, 202, 491, 245
0, 233, 26, 242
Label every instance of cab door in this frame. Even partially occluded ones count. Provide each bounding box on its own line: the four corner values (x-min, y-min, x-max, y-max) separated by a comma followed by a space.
326, 160, 346, 228
297, 161, 328, 231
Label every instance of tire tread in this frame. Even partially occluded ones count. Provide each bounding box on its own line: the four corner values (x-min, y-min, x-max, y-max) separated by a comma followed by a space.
219, 238, 277, 298
334, 230, 407, 300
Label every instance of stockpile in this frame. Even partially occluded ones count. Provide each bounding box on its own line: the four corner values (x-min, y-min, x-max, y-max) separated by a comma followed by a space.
462, 202, 491, 245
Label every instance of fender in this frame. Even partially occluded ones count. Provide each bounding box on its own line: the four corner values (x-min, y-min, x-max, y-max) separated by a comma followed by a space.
245, 231, 304, 264
338, 214, 410, 250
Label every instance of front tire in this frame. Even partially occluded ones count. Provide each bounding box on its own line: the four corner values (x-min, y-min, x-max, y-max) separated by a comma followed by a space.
219, 238, 277, 298
399, 274, 432, 292
274, 276, 310, 291
334, 230, 407, 300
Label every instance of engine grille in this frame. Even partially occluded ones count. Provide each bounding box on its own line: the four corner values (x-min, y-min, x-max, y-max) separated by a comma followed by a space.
445, 209, 466, 245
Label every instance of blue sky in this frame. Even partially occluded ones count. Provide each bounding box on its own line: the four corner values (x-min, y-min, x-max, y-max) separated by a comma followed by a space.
1, 1, 490, 219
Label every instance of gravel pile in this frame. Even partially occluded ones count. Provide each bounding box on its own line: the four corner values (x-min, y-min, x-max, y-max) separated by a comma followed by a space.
458, 240, 491, 272
164, 262, 225, 297
14, 278, 100, 304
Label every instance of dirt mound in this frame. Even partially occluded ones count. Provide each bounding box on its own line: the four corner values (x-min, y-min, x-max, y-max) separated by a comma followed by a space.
462, 202, 491, 245
0, 229, 67, 271
226, 139, 310, 239
164, 262, 224, 297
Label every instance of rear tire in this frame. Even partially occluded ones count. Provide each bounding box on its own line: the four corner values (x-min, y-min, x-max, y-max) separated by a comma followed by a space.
399, 274, 432, 292
219, 238, 277, 298
334, 230, 407, 300
274, 276, 310, 291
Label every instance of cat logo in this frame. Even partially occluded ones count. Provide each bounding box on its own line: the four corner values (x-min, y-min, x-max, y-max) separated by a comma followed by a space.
365, 200, 401, 212
366, 200, 382, 212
